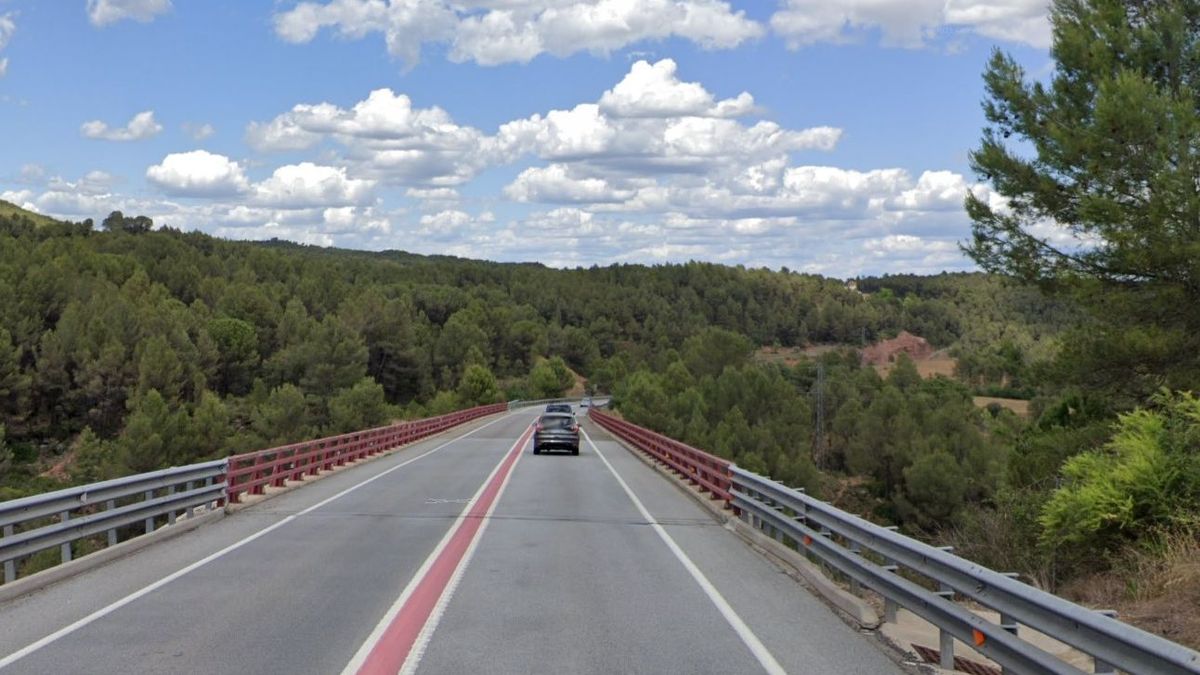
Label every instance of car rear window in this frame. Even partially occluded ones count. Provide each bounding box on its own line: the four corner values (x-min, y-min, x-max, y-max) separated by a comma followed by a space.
546, 404, 571, 413
540, 416, 575, 429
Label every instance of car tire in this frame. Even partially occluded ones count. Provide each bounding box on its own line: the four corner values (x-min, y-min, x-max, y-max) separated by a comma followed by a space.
533, 444, 541, 455
571, 446, 579, 456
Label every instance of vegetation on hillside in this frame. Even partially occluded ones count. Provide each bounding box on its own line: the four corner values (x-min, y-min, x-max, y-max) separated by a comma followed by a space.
0, 204, 1045, 502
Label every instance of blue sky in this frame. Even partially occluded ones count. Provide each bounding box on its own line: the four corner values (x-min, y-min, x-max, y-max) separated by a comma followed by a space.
0, 0, 1053, 276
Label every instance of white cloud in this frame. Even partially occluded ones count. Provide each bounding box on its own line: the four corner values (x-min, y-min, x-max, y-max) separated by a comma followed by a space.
49, 170, 119, 195
87, 0, 173, 27
146, 150, 249, 197
247, 88, 490, 186
1, 190, 36, 210
406, 186, 459, 209
598, 59, 753, 118
183, 122, 215, 141
0, 12, 15, 77
770, 0, 1050, 50
245, 61, 841, 192
81, 110, 163, 142
506, 164, 636, 204
14, 52, 993, 274
253, 162, 376, 208
18, 164, 46, 184
273, 0, 762, 67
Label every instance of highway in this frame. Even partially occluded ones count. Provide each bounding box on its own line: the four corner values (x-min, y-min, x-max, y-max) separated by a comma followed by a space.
0, 407, 905, 674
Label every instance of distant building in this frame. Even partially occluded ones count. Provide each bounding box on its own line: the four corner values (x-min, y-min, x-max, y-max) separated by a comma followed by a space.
860, 331, 932, 365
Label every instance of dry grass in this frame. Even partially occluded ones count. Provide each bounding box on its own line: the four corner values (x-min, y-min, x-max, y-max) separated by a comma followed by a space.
1060, 530, 1200, 650
0, 199, 60, 228
871, 349, 957, 379
973, 396, 1031, 417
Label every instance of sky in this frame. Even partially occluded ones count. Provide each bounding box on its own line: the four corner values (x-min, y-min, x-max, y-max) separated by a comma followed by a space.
0, 0, 1054, 276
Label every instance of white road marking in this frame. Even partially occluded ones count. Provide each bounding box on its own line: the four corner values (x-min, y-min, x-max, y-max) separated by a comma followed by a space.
339, 426, 531, 675
583, 428, 788, 675
0, 412, 516, 671
400, 432, 527, 675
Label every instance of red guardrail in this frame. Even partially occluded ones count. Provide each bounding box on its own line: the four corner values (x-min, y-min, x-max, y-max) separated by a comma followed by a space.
588, 408, 732, 504
226, 403, 507, 503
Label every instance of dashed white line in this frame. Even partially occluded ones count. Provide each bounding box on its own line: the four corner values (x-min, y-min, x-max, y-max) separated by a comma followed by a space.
583, 428, 787, 675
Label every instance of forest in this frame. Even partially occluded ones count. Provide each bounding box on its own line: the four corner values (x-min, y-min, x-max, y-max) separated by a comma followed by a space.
4, 0, 1200, 648
0, 189, 1196, 637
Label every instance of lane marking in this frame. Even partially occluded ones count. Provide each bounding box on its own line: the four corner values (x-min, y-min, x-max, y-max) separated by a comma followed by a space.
342, 425, 532, 675
0, 412, 519, 671
582, 429, 787, 675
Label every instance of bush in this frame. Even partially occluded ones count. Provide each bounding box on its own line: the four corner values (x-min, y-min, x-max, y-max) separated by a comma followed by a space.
1040, 391, 1200, 559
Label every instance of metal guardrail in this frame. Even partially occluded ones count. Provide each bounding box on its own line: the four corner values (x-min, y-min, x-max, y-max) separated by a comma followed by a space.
226, 403, 507, 502
507, 396, 610, 411
0, 460, 227, 584
588, 408, 731, 502
0, 402, 508, 586
594, 410, 1200, 675
732, 470, 1200, 675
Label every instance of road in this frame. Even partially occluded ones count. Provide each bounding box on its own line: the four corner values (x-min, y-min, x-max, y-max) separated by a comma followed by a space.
0, 407, 905, 674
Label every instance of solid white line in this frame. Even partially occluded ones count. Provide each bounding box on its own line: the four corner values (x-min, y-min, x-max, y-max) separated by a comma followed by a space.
0, 412, 516, 671
339, 426, 531, 675
582, 429, 787, 675
399, 432, 528, 675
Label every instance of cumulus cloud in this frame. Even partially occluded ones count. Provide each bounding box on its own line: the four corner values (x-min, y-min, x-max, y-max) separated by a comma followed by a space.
81, 110, 163, 142
253, 162, 376, 208
183, 122, 215, 141
273, 0, 762, 67
505, 164, 637, 204
406, 187, 459, 209
598, 59, 753, 118
244, 60, 842, 191
87, 0, 173, 27
146, 150, 249, 197
770, 0, 1051, 50
247, 88, 490, 186
0, 12, 15, 77
14, 53, 992, 274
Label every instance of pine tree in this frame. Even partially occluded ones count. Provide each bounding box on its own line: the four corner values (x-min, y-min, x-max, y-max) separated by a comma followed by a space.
966, 0, 1200, 396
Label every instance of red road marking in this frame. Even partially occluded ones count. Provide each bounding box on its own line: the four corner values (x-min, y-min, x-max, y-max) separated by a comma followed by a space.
356, 425, 532, 675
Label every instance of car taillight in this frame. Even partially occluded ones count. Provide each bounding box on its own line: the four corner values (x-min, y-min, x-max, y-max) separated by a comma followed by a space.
571, 424, 579, 432
535, 423, 543, 431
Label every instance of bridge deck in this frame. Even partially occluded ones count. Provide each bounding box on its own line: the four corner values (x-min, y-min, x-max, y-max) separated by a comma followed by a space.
0, 408, 904, 674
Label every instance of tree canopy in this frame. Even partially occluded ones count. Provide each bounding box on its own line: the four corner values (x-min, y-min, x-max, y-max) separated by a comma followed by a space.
966, 0, 1200, 399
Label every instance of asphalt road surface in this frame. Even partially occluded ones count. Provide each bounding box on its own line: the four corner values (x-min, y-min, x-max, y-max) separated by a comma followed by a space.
0, 407, 905, 674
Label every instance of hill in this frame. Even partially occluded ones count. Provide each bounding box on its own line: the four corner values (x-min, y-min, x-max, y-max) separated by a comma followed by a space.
0, 199, 62, 229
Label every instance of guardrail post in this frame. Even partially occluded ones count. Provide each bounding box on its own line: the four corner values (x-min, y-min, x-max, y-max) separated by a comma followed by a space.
1093, 610, 1119, 674
167, 485, 177, 525
999, 570, 1020, 675
939, 627, 955, 670
2, 524, 13, 582
882, 525, 900, 623
59, 510, 72, 563
848, 539, 862, 595
144, 490, 155, 534
934, 546, 957, 670
106, 499, 117, 545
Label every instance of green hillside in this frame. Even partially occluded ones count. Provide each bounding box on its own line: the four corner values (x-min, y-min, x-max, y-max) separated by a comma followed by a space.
0, 199, 62, 229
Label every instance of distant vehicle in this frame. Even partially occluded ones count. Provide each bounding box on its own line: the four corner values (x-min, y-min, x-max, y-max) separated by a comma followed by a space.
545, 403, 573, 415
580, 397, 591, 408
533, 413, 579, 455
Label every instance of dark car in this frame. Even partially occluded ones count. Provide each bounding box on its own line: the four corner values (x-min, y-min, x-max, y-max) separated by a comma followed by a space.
533, 413, 579, 455
545, 403, 573, 415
